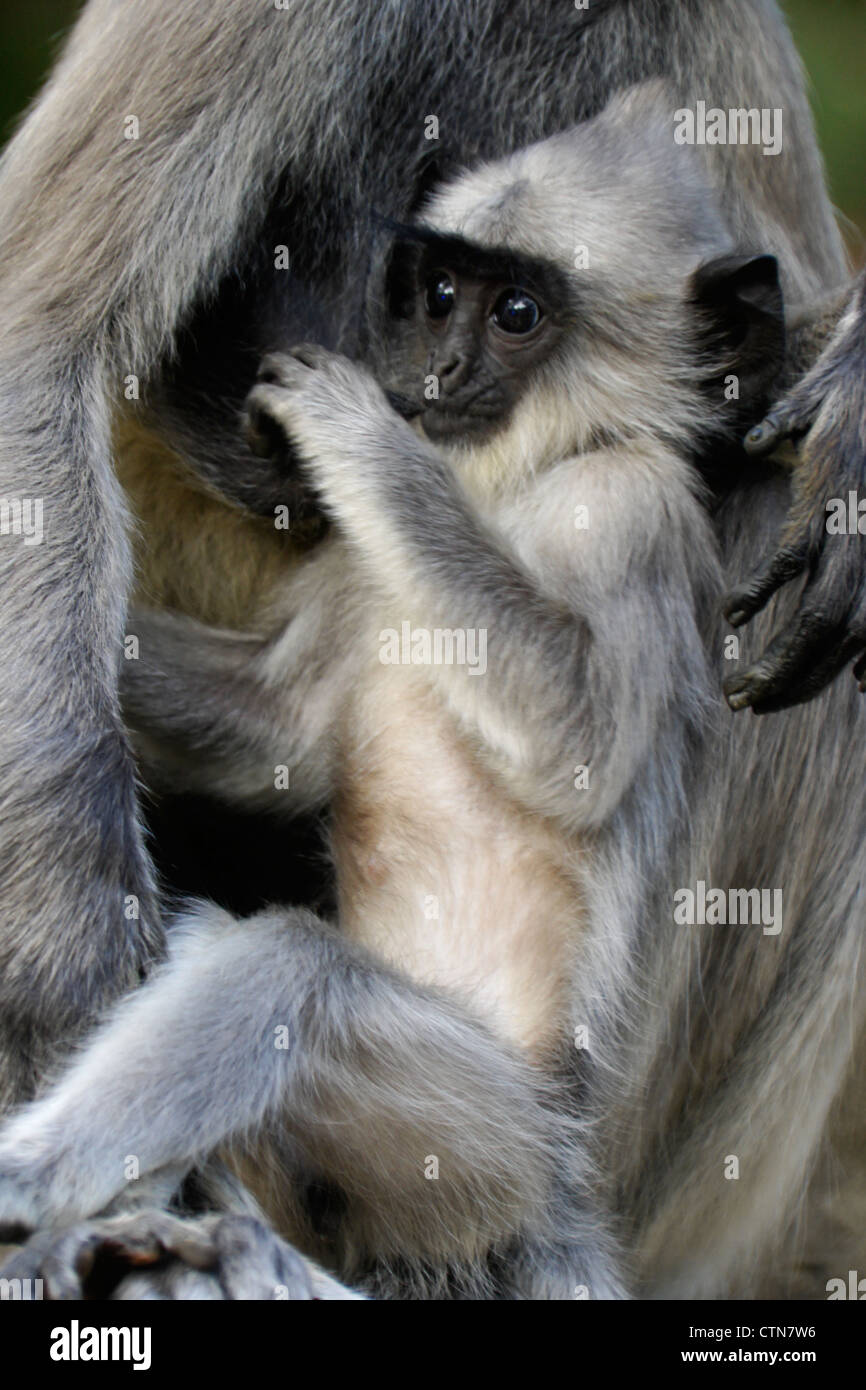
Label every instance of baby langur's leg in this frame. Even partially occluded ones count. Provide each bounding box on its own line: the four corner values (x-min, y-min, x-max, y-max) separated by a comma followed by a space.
0, 1202, 356, 1301
0, 902, 620, 1298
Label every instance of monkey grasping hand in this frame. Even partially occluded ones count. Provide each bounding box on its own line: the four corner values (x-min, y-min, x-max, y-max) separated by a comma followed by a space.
244, 345, 410, 525
723, 271, 866, 714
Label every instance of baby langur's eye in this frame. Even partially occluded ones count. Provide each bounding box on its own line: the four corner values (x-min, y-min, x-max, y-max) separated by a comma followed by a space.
491, 288, 542, 335
425, 273, 456, 319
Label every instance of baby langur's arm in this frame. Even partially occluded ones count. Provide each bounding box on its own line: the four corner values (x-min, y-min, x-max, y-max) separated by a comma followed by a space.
246, 347, 721, 831
121, 542, 357, 814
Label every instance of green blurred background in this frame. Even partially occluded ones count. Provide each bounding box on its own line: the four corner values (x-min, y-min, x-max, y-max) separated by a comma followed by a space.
1, 0, 864, 260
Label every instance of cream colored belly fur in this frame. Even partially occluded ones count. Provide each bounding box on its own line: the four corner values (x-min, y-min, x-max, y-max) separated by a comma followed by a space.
331, 659, 579, 1059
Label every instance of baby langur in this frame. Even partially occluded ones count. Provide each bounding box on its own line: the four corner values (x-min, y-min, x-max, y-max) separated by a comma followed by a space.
0, 87, 791, 1299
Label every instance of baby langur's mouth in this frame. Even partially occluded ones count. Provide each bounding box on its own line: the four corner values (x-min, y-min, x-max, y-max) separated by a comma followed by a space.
419, 397, 506, 443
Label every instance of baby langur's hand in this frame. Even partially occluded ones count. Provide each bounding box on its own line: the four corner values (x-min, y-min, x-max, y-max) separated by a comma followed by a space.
243, 345, 405, 518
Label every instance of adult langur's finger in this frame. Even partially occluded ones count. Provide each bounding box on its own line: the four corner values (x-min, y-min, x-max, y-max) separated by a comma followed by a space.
723, 542, 810, 628
750, 631, 866, 714
723, 613, 850, 713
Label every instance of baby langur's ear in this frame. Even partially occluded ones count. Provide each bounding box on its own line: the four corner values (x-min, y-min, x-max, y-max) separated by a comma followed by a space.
690, 253, 785, 425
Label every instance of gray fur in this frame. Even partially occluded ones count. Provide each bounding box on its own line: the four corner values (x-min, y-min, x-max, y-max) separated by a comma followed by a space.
2, 84, 862, 1301
0, 906, 620, 1298
0, 0, 861, 1302
0, 0, 848, 1108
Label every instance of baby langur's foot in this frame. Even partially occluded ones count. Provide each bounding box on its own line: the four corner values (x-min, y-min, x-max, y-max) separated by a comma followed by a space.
0, 1210, 356, 1300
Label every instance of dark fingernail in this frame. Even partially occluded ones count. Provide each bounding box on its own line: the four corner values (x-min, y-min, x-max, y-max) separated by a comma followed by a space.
726, 608, 748, 628
744, 418, 780, 455
722, 674, 755, 711
725, 688, 754, 711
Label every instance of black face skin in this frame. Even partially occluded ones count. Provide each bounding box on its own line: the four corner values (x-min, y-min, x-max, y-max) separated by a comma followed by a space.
387, 232, 570, 444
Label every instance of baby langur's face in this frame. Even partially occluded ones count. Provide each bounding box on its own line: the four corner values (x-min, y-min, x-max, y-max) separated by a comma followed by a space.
410, 248, 566, 444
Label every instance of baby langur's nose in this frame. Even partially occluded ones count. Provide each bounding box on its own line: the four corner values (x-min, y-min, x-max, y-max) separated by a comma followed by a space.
433, 352, 473, 394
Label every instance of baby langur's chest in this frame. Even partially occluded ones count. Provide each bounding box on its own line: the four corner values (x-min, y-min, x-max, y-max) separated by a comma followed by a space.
330, 660, 579, 1059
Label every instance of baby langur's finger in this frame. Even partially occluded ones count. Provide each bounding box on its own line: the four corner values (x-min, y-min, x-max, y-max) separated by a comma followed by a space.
723, 542, 810, 628
257, 344, 330, 384
212, 1214, 315, 1300
256, 351, 306, 386
103, 1209, 221, 1268
110, 1273, 172, 1300
2, 1224, 109, 1300
243, 383, 294, 459
113, 1264, 224, 1300
41, 1231, 106, 1300
0, 1228, 82, 1297
287, 342, 334, 371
